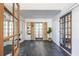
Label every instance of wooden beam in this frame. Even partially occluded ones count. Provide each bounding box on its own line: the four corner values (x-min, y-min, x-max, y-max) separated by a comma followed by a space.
43, 22, 48, 40
4, 6, 18, 20
31, 22, 35, 40
12, 3, 15, 56
13, 3, 20, 56
4, 33, 20, 41
0, 3, 4, 56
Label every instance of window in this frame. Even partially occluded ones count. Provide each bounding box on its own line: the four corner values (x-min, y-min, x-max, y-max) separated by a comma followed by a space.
4, 10, 13, 56
4, 21, 8, 37
60, 12, 72, 53
3, 3, 20, 56
4, 11, 13, 38
9, 21, 13, 35
35, 23, 43, 38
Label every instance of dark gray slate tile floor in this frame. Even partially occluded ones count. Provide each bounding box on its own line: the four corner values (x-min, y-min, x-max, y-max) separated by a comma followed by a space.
4, 45, 12, 56
19, 40, 70, 56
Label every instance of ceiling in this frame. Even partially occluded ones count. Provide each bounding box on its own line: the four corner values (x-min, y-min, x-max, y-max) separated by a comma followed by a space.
20, 3, 74, 10
20, 3, 74, 19
20, 10, 60, 19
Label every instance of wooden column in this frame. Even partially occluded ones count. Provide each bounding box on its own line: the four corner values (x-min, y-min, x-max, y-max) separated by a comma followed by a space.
0, 3, 4, 56
16, 4, 20, 56
12, 3, 15, 56
13, 3, 20, 56
31, 22, 35, 40
43, 22, 48, 40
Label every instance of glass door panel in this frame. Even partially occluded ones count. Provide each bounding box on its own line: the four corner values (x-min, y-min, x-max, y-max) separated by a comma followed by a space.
60, 12, 72, 53
35, 23, 43, 39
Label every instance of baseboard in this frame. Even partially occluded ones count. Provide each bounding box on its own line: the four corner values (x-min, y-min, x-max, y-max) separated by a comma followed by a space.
51, 40, 71, 56
60, 46, 71, 56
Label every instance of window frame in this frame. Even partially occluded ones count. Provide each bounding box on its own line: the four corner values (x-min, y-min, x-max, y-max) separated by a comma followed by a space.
59, 12, 72, 53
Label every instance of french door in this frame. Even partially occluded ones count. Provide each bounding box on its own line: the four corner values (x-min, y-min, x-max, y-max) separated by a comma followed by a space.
60, 12, 72, 53
27, 22, 47, 40
35, 22, 43, 40
0, 3, 20, 56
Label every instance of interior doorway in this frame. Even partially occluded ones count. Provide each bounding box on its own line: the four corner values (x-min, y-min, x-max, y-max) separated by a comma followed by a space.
27, 22, 48, 40
34, 22, 43, 40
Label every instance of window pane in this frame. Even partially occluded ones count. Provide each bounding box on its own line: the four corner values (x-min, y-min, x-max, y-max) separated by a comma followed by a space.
9, 20, 13, 36
4, 3, 13, 13
4, 21, 8, 37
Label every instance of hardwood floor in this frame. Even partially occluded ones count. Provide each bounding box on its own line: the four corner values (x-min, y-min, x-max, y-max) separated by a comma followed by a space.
20, 40, 70, 56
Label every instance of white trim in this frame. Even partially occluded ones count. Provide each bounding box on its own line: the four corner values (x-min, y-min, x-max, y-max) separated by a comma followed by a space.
59, 46, 71, 56
52, 40, 71, 55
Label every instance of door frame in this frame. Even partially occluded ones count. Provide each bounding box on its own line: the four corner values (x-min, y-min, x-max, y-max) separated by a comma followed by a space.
59, 12, 72, 53
28, 22, 48, 40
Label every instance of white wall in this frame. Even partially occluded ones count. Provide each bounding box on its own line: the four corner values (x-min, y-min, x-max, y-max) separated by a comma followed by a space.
20, 19, 27, 42
52, 14, 60, 46
72, 6, 79, 56
20, 4, 79, 56
51, 4, 79, 56
25, 18, 52, 40
51, 4, 77, 46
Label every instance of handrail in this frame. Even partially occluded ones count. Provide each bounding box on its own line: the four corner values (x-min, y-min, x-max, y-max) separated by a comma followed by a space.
4, 33, 20, 42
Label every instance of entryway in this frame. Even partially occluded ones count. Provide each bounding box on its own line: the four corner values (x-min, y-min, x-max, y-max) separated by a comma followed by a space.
27, 22, 48, 40
35, 22, 43, 40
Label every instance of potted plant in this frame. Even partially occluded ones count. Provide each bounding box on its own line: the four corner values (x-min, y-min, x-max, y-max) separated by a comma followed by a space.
47, 27, 52, 41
